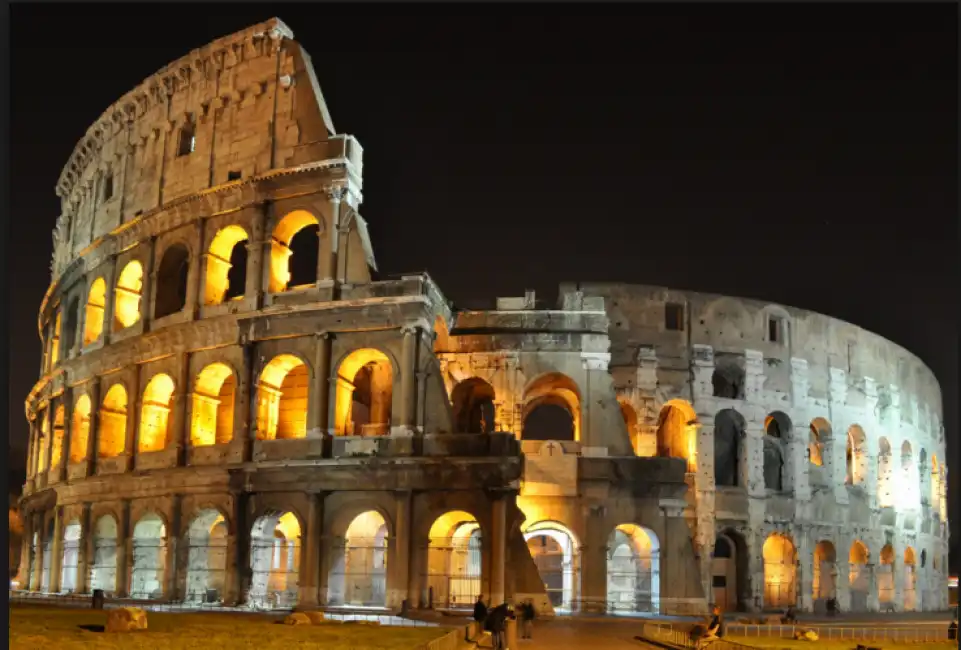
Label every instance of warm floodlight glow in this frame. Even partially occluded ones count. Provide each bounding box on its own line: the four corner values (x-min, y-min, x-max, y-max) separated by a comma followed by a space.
113, 261, 144, 331
83, 277, 107, 346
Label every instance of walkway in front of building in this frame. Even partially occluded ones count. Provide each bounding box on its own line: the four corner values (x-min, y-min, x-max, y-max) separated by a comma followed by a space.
511, 618, 653, 650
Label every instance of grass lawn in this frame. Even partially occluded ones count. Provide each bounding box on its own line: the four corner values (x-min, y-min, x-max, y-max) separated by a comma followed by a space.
10, 606, 449, 650
725, 635, 954, 649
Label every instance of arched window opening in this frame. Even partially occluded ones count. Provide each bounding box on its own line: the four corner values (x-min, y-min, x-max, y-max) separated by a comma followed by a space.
655, 400, 698, 468
427, 511, 482, 610
521, 373, 581, 442
711, 360, 745, 399
619, 400, 643, 456
846, 425, 867, 486
50, 406, 66, 469
931, 455, 942, 514
49, 311, 61, 369
36, 410, 51, 475
256, 355, 308, 441
204, 226, 249, 305
812, 541, 838, 610
90, 515, 118, 594
249, 512, 301, 609
809, 418, 831, 468
130, 513, 167, 600
712, 530, 748, 612
849, 540, 870, 612
70, 395, 92, 463
714, 409, 745, 487
877, 437, 894, 508
327, 510, 387, 607
177, 119, 196, 157
83, 277, 107, 346
763, 412, 792, 492
878, 544, 895, 606
762, 533, 797, 608
154, 244, 190, 319
63, 297, 80, 357
334, 349, 393, 437
98, 384, 128, 458
138, 374, 175, 453
113, 261, 144, 331
451, 378, 496, 434
268, 210, 320, 292
606, 524, 660, 614
59, 520, 82, 593
185, 509, 228, 604
902, 547, 917, 611
191, 363, 236, 447
524, 521, 581, 613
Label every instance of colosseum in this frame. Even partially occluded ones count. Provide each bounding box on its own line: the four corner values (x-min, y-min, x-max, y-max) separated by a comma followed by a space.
15, 18, 951, 617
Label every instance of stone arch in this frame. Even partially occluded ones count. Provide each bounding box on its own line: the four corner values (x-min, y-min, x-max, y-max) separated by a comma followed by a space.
327, 510, 389, 607
809, 418, 831, 467
845, 425, 868, 486
813, 540, 838, 608
49, 310, 62, 369
70, 394, 92, 463
713, 408, 745, 487
204, 225, 249, 305
451, 377, 496, 434
36, 409, 50, 475
50, 406, 66, 469
606, 524, 660, 614
154, 243, 191, 319
712, 358, 745, 399
256, 354, 309, 441
878, 543, 895, 606
426, 510, 483, 610
762, 532, 797, 608
113, 260, 144, 331
713, 528, 749, 612
191, 362, 237, 447
130, 512, 167, 600
83, 277, 107, 346
848, 540, 870, 611
269, 210, 321, 292
90, 514, 117, 594
521, 372, 581, 442
98, 383, 128, 458
903, 546, 917, 611
59, 519, 83, 593
523, 520, 581, 612
249, 511, 302, 609
63, 296, 81, 355
618, 398, 641, 455
334, 348, 394, 437
138, 373, 176, 453
877, 437, 894, 507
763, 412, 793, 492
184, 508, 228, 603
655, 399, 697, 466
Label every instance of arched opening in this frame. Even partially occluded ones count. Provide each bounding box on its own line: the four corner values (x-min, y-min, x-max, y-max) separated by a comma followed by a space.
655, 399, 698, 468
130, 513, 167, 600
451, 378, 496, 434
113, 260, 144, 331
328, 510, 388, 607
524, 521, 580, 612
606, 524, 659, 614
138, 374, 175, 453
711, 360, 745, 399
714, 409, 745, 487
813, 541, 838, 610
878, 544, 895, 606
426, 511, 482, 610
712, 530, 748, 612
521, 373, 580, 442
191, 363, 236, 447
256, 355, 308, 441
36, 411, 50, 475
619, 400, 642, 456
40, 518, 54, 592
63, 297, 80, 356
249, 512, 301, 609
269, 210, 320, 292
763, 412, 792, 492
184, 509, 228, 604
809, 418, 830, 468
845, 425, 867, 486
903, 547, 917, 611
762, 533, 797, 608
153, 244, 190, 319
98, 384, 127, 458
900, 441, 916, 510
59, 520, 82, 593
49, 311, 61, 368
50, 406, 65, 469
204, 226, 249, 305
70, 395, 91, 463
83, 277, 107, 346
877, 437, 894, 508
334, 349, 393, 437
90, 515, 118, 595
848, 540, 870, 612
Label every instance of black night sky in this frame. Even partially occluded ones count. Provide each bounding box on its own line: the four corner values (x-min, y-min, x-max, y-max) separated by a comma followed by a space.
9, 5, 959, 566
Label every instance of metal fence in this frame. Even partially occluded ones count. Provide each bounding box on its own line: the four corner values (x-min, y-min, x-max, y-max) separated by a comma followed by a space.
327, 537, 388, 607
726, 622, 951, 643
248, 536, 300, 609
638, 622, 756, 650
606, 557, 659, 614
424, 536, 482, 610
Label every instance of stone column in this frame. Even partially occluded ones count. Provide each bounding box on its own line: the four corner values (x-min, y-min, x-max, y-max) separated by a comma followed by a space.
866, 563, 879, 611
172, 352, 191, 465
835, 558, 850, 612
298, 493, 322, 608
247, 203, 269, 304
579, 510, 609, 614
49, 506, 64, 593
29, 513, 43, 591
77, 504, 92, 594
322, 187, 344, 282
797, 533, 812, 612
43, 408, 55, 484
86, 381, 101, 476
164, 495, 183, 600
125, 369, 140, 471
16, 510, 33, 588
398, 326, 419, 436
192, 219, 205, 319
490, 495, 507, 605
390, 491, 412, 609
229, 492, 251, 606
238, 342, 256, 462
116, 502, 131, 598
893, 555, 904, 612
309, 333, 331, 438
101, 256, 118, 345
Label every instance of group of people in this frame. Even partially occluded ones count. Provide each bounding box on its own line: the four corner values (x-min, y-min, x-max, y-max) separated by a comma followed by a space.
473, 595, 537, 648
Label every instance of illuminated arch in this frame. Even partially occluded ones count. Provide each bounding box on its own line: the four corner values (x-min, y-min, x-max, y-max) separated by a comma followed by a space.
59, 519, 83, 593
130, 513, 167, 600
256, 354, 308, 440
846, 425, 867, 486
618, 398, 641, 455
184, 509, 228, 603
849, 539, 870, 611
522, 372, 581, 442
269, 210, 320, 292
523, 520, 581, 612
98, 384, 128, 458
878, 544, 895, 605
138, 374, 176, 453
427, 510, 482, 609
451, 377, 496, 434
334, 348, 394, 437
69, 395, 92, 463
327, 510, 388, 607
83, 277, 107, 346
50, 406, 66, 469
606, 524, 660, 614
90, 514, 118, 594
655, 399, 697, 467
762, 533, 797, 608
903, 546, 918, 611
204, 225, 249, 305
191, 363, 236, 447
809, 418, 831, 467
154, 244, 190, 319
813, 540, 837, 603
36, 410, 51, 475
113, 260, 144, 331
49, 311, 61, 368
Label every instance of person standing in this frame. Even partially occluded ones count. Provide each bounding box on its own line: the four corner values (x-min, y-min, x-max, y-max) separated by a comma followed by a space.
472, 595, 488, 641
486, 602, 509, 650
520, 599, 536, 640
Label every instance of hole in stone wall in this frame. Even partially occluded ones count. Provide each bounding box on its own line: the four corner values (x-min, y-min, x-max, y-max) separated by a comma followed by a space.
451, 378, 496, 434
712, 359, 745, 399
664, 303, 684, 331
154, 244, 190, 319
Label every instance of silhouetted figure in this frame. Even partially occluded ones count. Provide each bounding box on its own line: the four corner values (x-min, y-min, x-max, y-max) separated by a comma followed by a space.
782, 605, 798, 624
695, 606, 725, 649
486, 603, 510, 650
520, 600, 536, 639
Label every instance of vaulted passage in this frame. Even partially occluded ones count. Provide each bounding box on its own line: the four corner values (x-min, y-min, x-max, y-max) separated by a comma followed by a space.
655, 400, 697, 468
335, 349, 393, 437
521, 373, 580, 442
812, 540, 837, 610
139, 374, 175, 453
328, 510, 388, 607
849, 540, 870, 611
59, 520, 82, 593
184, 509, 228, 604
69, 395, 91, 463
130, 513, 167, 600
249, 512, 301, 609
763, 412, 792, 492
712, 530, 747, 612
451, 378, 496, 434
83, 277, 107, 346
98, 384, 128, 458
154, 244, 191, 319
763, 533, 796, 608
205, 226, 249, 304
256, 355, 308, 440
426, 511, 482, 610
878, 544, 895, 606
190, 363, 236, 447
713, 409, 745, 487
606, 524, 659, 614
90, 515, 118, 594
269, 210, 320, 292
524, 521, 580, 612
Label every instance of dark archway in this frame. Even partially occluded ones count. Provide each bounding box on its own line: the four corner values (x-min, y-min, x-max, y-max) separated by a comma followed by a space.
763, 412, 792, 492
63, 296, 80, 355
713, 530, 749, 612
523, 402, 575, 441
712, 360, 745, 399
154, 244, 190, 319
225, 240, 248, 300
451, 378, 496, 434
287, 224, 319, 288
714, 409, 745, 487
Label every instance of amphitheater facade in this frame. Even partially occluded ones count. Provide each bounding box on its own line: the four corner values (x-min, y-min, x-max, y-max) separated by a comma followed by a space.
16, 18, 950, 616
